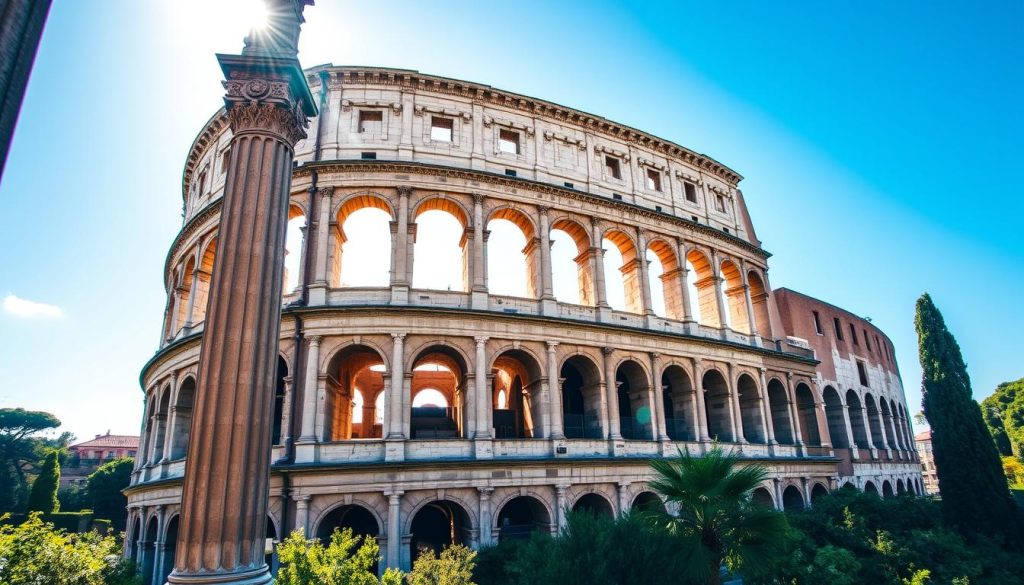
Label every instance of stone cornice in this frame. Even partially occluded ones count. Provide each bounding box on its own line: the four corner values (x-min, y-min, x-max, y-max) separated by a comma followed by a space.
308, 66, 744, 186
181, 110, 228, 207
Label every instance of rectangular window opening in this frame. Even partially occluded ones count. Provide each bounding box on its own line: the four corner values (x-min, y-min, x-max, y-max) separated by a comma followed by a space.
849, 323, 859, 345
864, 330, 871, 351
833, 317, 844, 340
220, 148, 230, 174
563, 182, 574, 189
714, 194, 726, 212
812, 310, 824, 335
504, 169, 517, 177
358, 110, 383, 134
645, 168, 662, 191
612, 193, 623, 200
498, 129, 520, 155
361, 151, 377, 160
655, 205, 663, 212
605, 155, 622, 180
857, 361, 869, 387
684, 181, 697, 203
430, 116, 453, 142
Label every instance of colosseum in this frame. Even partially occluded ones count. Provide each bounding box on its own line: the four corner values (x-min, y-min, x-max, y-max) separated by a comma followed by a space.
125, 65, 923, 584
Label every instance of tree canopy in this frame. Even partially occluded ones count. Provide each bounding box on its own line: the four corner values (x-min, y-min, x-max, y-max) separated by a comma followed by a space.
87, 458, 134, 531
982, 377, 1024, 458
0, 408, 62, 512
26, 450, 60, 513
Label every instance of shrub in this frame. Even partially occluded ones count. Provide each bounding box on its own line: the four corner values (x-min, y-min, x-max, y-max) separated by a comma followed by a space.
407, 544, 476, 585
26, 450, 60, 513
275, 527, 385, 585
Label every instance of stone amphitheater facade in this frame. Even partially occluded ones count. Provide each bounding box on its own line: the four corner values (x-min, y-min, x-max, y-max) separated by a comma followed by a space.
125, 66, 923, 583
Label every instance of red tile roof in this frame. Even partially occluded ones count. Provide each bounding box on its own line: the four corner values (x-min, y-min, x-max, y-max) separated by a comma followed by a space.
914, 430, 931, 442
70, 434, 139, 449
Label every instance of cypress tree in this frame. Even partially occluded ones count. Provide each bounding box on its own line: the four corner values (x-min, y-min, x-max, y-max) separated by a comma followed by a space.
915, 293, 1019, 543
26, 449, 60, 513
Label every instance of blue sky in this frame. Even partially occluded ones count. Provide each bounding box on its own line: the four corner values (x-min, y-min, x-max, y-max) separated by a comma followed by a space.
0, 1, 1021, 442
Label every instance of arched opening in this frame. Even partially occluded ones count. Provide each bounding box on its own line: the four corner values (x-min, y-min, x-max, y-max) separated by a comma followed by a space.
822, 386, 848, 449
284, 205, 306, 294
703, 369, 733, 442
864, 394, 885, 449
880, 400, 897, 450
265, 517, 278, 575
169, 377, 196, 459
412, 200, 469, 292
863, 481, 879, 497
316, 504, 381, 571
686, 249, 721, 327
631, 492, 666, 514
719, 259, 749, 333
271, 357, 287, 446
767, 379, 794, 445
882, 480, 894, 499
487, 209, 537, 298
496, 496, 551, 541
325, 345, 387, 441
646, 240, 683, 319
615, 360, 653, 440
782, 486, 805, 511
410, 500, 472, 561
661, 365, 695, 441
811, 483, 829, 502
747, 271, 772, 338
141, 516, 158, 585
890, 400, 907, 451
334, 194, 393, 287
737, 374, 765, 443
896, 479, 907, 495
561, 355, 603, 439
794, 383, 821, 446
550, 218, 593, 306
572, 493, 614, 518
151, 388, 171, 463
127, 516, 142, 563
158, 516, 178, 585
492, 349, 545, 439
411, 347, 467, 439
898, 404, 913, 453
603, 230, 642, 314
846, 390, 869, 449
192, 236, 216, 324
175, 257, 195, 331
752, 487, 775, 509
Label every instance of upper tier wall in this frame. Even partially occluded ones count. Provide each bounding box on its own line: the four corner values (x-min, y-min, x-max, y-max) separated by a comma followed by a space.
181, 66, 753, 242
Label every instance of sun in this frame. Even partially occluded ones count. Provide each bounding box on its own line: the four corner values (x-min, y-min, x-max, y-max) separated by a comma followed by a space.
244, 0, 268, 31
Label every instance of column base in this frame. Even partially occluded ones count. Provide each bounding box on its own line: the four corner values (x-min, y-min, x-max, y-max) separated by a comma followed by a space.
551, 438, 568, 457
474, 437, 493, 459
168, 565, 272, 585
389, 284, 409, 305
597, 305, 613, 323
307, 283, 327, 306
384, 438, 406, 462
609, 436, 625, 456
471, 290, 489, 310
294, 442, 317, 464
540, 298, 558, 317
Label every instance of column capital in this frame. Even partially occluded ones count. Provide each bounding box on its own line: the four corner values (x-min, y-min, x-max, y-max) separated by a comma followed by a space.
546, 341, 559, 351
472, 192, 486, 205
396, 185, 413, 197
601, 346, 615, 356
317, 186, 333, 199
477, 486, 494, 497
537, 205, 549, 214
474, 336, 489, 345
391, 332, 407, 342
384, 489, 405, 499
758, 367, 767, 375
294, 494, 310, 504
307, 334, 322, 346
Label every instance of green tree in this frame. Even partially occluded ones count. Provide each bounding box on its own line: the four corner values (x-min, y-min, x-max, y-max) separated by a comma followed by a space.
0, 513, 140, 585
981, 378, 1024, 457
647, 446, 789, 585
87, 457, 134, 530
275, 527, 395, 585
26, 450, 60, 513
0, 408, 61, 511
407, 544, 477, 585
915, 293, 1020, 544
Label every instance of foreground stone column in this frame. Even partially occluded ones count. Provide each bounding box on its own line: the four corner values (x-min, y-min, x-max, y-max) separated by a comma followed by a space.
170, 3, 316, 584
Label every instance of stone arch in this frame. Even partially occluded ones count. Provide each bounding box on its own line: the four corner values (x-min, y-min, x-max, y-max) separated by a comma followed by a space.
879, 399, 898, 450
810, 482, 829, 502
615, 359, 653, 440
685, 248, 721, 328
782, 485, 805, 511
882, 480, 894, 498
127, 514, 142, 562
736, 373, 765, 443
158, 515, 179, 585
630, 491, 666, 513
822, 386, 849, 448
150, 384, 172, 464
412, 195, 470, 292
175, 256, 196, 331
141, 515, 159, 585
191, 235, 217, 324
889, 399, 906, 450
752, 487, 775, 509
794, 383, 821, 446
661, 363, 696, 441
408, 499, 474, 561
271, 356, 289, 445
646, 237, 683, 319
169, 376, 196, 459
550, 216, 594, 306
487, 206, 539, 298
495, 494, 552, 541
491, 347, 545, 439
747, 270, 772, 338
767, 377, 794, 445
571, 492, 615, 518
863, 480, 879, 496
896, 478, 906, 495
602, 228, 642, 313
314, 502, 382, 541
283, 203, 307, 294
560, 353, 604, 439
320, 337, 392, 375
332, 191, 395, 288
846, 390, 869, 449
324, 344, 388, 441
719, 258, 749, 333
702, 368, 734, 442
864, 393, 885, 449
410, 344, 470, 439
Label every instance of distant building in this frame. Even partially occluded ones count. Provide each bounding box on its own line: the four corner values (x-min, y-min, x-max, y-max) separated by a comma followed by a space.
915, 430, 938, 494
61, 432, 138, 488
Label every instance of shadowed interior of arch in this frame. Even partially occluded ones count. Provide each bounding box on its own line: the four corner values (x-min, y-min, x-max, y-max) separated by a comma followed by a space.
410, 348, 467, 439
325, 346, 386, 440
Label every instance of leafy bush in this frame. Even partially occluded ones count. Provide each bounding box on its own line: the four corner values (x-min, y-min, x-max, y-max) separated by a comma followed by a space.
87, 458, 133, 531
0, 513, 140, 585
407, 544, 476, 585
26, 450, 60, 513
275, 527, 403, 585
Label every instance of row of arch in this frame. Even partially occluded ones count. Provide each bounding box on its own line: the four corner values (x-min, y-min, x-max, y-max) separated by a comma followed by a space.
162, 189, 774, 342
138, 335, 915, 473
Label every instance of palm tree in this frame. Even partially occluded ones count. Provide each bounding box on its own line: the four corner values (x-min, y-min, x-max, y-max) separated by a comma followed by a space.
647, 445, 788, 585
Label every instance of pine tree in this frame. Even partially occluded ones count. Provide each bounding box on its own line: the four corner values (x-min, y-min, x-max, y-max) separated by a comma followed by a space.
915, 293, 1020, 543
26, 450, 60, 513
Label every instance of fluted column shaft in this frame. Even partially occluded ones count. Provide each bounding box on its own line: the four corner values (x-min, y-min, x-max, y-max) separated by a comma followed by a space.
388, 333, 405, 439
475, 337, 491, 438
385, 491, 403, 570
591, 219, 610, 308
538, 207, 555, 300
298, 336, 321, 442
472, 195, 487, 292
602, 347, 621, 439
171, 17, 315, 581
546, 342, 564, 439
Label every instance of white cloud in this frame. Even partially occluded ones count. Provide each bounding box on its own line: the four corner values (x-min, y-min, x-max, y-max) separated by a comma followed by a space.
3, 294, 62, 318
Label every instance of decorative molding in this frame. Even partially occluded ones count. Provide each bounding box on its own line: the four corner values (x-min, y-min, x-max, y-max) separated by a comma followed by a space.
593, 144, 630, 162
341, 99, 402, 115
413, 104, 471, 121
482, 115, 535, 136
542, 130, 587, 150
